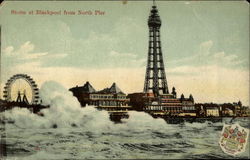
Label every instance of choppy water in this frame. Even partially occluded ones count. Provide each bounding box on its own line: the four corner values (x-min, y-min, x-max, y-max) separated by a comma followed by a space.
0, 81, 249, 159
1, 113, 249, 159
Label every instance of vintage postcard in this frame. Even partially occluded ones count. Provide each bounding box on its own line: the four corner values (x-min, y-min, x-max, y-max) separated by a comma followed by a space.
0, 0, 249, 159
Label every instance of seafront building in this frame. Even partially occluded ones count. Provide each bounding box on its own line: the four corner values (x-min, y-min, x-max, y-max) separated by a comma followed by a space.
195, 101, 244, 117
69, 82, 131, 111
128, 88, 196, 117
206, 107, 220, 117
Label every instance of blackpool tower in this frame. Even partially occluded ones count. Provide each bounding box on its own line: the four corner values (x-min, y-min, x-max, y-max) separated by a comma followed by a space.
143, 1, 169, 96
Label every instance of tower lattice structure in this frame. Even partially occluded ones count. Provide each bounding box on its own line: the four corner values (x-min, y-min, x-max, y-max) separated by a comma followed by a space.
143, 3, 169, 96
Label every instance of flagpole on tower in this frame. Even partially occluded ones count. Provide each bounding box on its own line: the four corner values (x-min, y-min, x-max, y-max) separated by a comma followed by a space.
153, 0, 156, 6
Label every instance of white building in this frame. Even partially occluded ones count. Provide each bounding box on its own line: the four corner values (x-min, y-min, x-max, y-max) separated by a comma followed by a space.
206, 107, 219, 117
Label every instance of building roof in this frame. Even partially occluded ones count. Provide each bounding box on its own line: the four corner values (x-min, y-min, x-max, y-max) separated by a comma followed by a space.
70, 81, 96, 93
109, 83, 124, 94
70, 82, 126, 95
206, 106, 219, 110
225, 108, 233, 111
97, 83, 125, 95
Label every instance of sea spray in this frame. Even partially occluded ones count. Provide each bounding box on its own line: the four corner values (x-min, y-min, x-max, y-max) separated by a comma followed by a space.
2, 81, 113, 129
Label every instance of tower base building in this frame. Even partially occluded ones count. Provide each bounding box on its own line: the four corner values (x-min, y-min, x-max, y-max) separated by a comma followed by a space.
128, 88, 196, 117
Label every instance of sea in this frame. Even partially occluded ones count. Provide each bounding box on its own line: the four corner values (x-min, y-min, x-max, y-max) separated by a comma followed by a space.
0, 81, 249, 159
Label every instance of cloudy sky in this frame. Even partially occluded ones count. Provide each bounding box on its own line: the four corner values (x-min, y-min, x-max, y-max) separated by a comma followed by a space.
0, 1, 249, 105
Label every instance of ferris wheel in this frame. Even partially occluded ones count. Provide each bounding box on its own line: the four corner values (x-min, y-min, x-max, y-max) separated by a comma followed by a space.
3, 74, 39, 104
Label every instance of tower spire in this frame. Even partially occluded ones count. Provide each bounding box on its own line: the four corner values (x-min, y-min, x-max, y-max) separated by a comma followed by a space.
143, 1, 169, 96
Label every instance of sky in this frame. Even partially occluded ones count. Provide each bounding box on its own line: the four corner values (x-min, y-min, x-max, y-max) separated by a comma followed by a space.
0, 1, 249, 105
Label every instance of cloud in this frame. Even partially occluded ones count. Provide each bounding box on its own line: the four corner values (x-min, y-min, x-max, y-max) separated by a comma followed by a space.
19, 41, 35, 54
167, 65, 249, 106
212, 52, 244, 66
165, 40, 249, 105
109, 50, 137, 58
3, 46, 14, 54
3, 41, 45, 60
108, 50, 146, 67
2, 41, 68, 65
199, 40, 213, 56
197, 40, 246, 68
168, 40, 247, 69
37, 17, 147, 68
2, 17, 146, 69
167, 56, 194, 65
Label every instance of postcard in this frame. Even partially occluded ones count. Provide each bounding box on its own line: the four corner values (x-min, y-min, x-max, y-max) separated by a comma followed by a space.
0, 0, 249, 159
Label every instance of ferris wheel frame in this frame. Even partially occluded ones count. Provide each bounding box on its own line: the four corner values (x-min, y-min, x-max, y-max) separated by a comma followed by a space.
3, 74, 39, 104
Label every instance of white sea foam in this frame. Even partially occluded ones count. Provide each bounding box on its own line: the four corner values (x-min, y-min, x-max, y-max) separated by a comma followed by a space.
2, 81, 111, 129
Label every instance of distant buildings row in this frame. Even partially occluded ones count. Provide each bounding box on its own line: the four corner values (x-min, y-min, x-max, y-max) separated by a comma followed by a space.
195, 102, 249, 117
69, 81, 250, 117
